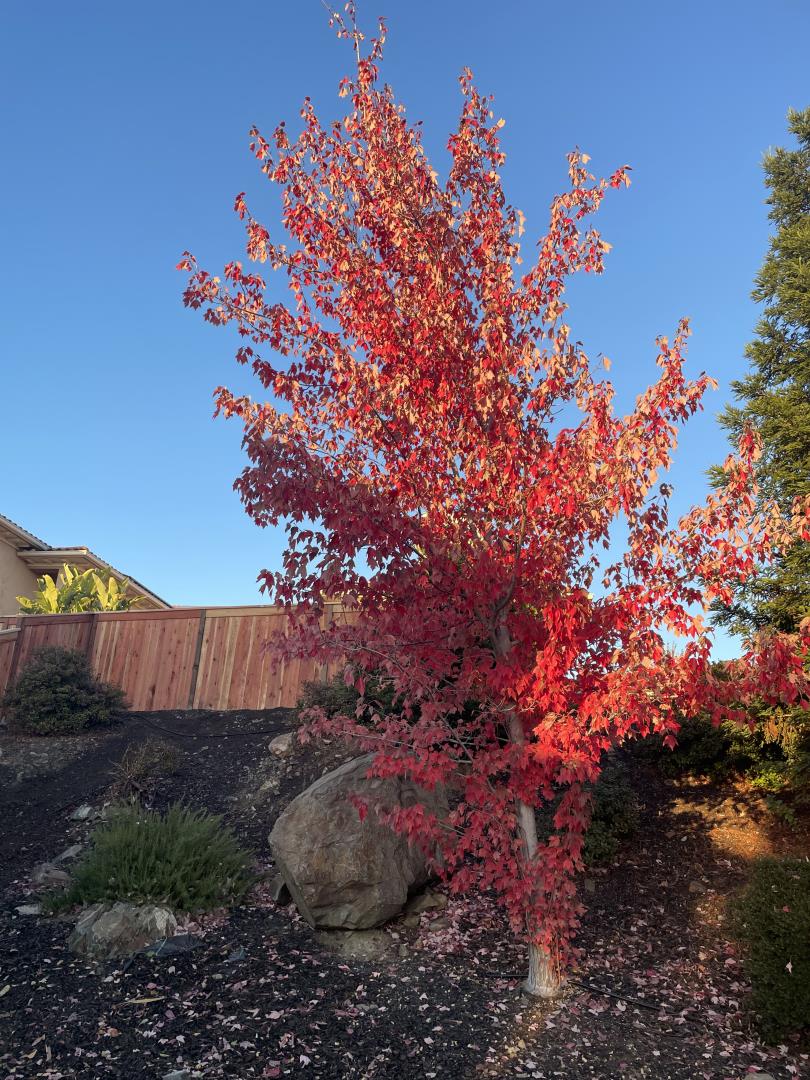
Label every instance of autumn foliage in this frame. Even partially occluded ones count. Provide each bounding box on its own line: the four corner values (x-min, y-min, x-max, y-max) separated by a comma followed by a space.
180, 7, 810, 994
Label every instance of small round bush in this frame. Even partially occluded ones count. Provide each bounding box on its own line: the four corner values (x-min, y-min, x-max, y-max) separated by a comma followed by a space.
732, 857, 810, 1041
298, 673, 478, 730
47, 802, 255, 914
298, 675, 361, 718
2, 646, 126, 735
298, 673, 405, 726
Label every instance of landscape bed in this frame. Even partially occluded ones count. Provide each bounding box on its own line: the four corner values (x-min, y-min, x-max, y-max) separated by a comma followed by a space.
0, 709, 808, 1080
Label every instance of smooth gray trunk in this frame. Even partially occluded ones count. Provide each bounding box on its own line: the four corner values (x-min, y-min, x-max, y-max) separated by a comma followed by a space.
495, 624, 561, 999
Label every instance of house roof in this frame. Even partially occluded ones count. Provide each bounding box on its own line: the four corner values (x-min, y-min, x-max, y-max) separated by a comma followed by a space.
0, 513, 50, 552
0, 513, 170, 610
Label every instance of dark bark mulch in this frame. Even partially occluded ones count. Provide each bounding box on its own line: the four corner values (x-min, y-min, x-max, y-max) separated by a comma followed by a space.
0, 714, 807, 1079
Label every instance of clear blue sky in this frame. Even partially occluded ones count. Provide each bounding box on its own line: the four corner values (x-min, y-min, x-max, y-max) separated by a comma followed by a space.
2, 1, 807, 657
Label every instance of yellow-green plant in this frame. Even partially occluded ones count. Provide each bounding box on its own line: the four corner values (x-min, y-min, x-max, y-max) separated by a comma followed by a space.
89, 571, 137, 611
17, 564, 142, 613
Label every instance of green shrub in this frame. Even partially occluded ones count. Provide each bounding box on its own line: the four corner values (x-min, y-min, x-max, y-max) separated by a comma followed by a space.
2, 646, 126, 735
298, 673, 479, 731
656, 715, 733, 777
298, 673, 405, 724
46, 803, 254, 914
583, 765, 640, 865
732, 857, 810, 1041
299, 676, 362, 718
635, 713, 789, 786
535, 761, 639, 866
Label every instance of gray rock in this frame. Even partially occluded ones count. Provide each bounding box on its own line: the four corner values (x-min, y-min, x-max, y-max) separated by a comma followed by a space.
688, 880, 706, 894
68, 902, 177, 960
424, 915, 451, 931
404, 888, 447, 916
268, 873, 291, 905
70, 804, 95, 821
162, 1071, 194, 1080
316, 928, 393, 961
270, 754, 448, 929
16, 903, 42, 916
142, 933, 203, 958
55, 844, 84, 863
268, 732, 295, 756
32, 863, 70, 888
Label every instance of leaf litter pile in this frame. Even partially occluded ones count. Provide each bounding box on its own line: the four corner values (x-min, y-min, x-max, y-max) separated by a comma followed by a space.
0, 711, 808, 1079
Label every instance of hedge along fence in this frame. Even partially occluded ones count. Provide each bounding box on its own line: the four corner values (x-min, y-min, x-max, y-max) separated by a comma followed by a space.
0, 605, 346, 712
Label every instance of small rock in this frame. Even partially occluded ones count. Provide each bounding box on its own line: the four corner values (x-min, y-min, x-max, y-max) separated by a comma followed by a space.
225, 946, 248, 964
55, 844, 84, 863
258, 777, 280, 795
582, 878, 596, 895
162, 1071, 193, 1080
747, 1074, 776, 1080
70, 804, 95, 822
268, 732, 295, 756
32, 863, 70, 888
142, 933, 203, 958
316, 928, 393, 961
401, 913, 421, 929
688, 880, 706, 895
269, 874, 291, 905
16, 903, 42, 916
68, 902, 177, 960
404, 888, 448, 915
398, 943, 409, 958
425, 916, 451, 931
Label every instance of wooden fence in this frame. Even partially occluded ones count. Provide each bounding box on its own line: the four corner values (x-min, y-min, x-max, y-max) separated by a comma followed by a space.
0, 605, 345, 712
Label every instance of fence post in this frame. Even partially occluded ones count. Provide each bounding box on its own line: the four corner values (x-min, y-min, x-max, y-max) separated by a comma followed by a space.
187, 609, 207, 709
86, 611, 100, 673
7, 616, 25, 688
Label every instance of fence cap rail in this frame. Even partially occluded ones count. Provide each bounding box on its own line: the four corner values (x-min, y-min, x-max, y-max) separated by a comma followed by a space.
8, 603, 349, 624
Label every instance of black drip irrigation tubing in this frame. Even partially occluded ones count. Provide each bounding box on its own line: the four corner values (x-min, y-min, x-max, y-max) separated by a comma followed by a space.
140, 716, 289, 740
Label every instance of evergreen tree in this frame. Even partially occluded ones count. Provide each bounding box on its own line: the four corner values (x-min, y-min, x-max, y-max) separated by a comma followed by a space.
715, 108, 810, 636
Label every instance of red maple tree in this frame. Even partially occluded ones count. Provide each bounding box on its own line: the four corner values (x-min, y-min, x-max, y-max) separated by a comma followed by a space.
180, 8, 810, 995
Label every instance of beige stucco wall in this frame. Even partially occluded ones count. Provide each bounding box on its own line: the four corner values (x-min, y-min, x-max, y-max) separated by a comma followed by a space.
0, 541, 38, 616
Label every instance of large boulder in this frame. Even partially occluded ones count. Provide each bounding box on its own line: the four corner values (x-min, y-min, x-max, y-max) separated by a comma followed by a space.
269, 754, 447, 929
68, 902, 177, 960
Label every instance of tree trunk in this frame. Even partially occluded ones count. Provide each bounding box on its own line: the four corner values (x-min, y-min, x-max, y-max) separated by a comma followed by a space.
495, 624, 561, 999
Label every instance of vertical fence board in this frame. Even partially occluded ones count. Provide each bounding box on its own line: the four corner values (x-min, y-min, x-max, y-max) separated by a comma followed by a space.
0, 629, 20, 695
